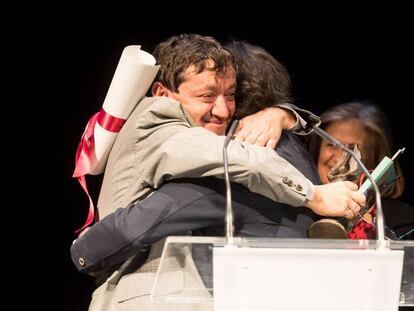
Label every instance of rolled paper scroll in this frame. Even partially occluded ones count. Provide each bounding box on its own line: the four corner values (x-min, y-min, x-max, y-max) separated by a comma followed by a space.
74, 45, 160, 177
73, 45, 159, 231
94, 46, 160, 173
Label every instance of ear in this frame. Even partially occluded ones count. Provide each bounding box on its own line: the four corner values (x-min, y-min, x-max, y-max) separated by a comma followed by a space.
152, 82, 170, 96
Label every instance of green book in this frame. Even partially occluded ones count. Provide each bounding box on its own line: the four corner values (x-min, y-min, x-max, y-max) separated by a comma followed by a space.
347, 148, 404, 230
359, 147, 405, 199
358, 156, 396, 197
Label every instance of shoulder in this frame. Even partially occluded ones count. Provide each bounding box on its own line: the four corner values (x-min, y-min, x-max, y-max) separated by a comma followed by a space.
126, 96, 193, 127
139, 96, 186, 118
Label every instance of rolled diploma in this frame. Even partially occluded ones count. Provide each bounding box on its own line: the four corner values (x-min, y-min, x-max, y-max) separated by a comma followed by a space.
91, 45, 160, 174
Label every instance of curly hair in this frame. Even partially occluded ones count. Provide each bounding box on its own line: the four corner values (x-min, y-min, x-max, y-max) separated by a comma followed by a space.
224, 41, 292, 119
153, 34, 236, 92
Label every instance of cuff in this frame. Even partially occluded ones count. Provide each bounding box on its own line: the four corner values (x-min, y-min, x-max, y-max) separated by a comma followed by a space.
276, 103, 321, 135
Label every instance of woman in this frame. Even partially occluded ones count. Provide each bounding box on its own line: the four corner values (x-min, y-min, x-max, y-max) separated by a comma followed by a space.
308, 101, 412, 239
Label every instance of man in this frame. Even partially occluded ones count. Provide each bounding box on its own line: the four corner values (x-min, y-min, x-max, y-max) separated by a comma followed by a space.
71, 39, 324, 273
74, 34, 365, 310
97, 34, 361, 221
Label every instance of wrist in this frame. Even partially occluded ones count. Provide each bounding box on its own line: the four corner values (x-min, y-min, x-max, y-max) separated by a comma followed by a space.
268, 106, 296, 130
282, 109, 297, 130
305, 184, 318, 209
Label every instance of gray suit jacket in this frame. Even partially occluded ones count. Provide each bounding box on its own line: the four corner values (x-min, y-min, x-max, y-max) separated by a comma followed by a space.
90, 96, 318, 310
72, 133, 321, 274
98, 96, 314, 220
88, 241, 212, 311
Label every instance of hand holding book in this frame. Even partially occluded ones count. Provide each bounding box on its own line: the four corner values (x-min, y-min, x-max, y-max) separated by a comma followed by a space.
346, 148, 405, 231
308, 147, 405, 239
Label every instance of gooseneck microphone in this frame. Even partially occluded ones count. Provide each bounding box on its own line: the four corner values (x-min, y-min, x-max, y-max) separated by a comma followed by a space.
223, 120, 239, 245
312, 125, 386, 248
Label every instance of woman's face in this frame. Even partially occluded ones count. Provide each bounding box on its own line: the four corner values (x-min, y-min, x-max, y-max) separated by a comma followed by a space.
318, 119, 367, 184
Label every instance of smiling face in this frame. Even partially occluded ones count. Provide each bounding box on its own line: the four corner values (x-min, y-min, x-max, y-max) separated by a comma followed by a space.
317, 119, 367, 184
153, 62, 237, 135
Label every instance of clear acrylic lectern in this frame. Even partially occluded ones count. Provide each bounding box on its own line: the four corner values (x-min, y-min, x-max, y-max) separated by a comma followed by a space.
151, 236, 413, 310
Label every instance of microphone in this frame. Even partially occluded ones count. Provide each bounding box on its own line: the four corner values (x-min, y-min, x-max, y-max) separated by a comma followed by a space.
311, 125, 387, 248
223, 120, 239, 245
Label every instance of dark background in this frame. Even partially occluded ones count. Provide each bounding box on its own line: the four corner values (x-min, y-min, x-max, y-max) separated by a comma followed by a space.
43, 14, 413, 310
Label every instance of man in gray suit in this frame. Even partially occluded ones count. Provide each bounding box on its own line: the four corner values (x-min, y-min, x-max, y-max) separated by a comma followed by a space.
73, 34, 365, 310
71, 39, 324, 273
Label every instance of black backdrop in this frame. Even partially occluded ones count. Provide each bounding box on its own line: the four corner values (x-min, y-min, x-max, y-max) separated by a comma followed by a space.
46, 19, 413, 310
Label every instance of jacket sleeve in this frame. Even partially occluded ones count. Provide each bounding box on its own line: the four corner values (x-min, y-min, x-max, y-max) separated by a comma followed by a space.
132, 99, 315, 208
145, 126, 315, 207
276, 103, 321, 135
71, 179, 229, 273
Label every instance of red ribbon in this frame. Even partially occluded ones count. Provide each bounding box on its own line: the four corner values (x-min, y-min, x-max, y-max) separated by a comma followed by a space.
73, 108, 126, 233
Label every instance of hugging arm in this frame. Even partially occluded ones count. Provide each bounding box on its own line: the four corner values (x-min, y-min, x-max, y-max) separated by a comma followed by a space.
72, 179, 230, 273
235, 104, 321, 149
71, 132, 321, 274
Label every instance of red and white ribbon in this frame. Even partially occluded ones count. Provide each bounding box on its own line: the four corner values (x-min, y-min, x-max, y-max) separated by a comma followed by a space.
73, 46, 160, 232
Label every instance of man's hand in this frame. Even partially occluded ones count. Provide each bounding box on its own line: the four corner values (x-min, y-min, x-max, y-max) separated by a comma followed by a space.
235, 107, 296, 149
307, 181, 366, 219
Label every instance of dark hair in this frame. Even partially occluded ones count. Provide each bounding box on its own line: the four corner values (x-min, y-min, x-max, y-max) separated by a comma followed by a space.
308, 101, 405, 198
153, 34, 236, 92
224, 41, 292, 119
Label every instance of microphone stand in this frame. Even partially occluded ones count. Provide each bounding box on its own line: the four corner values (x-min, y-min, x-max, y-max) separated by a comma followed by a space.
223, 120, 239, 246
312, 126, 387, 249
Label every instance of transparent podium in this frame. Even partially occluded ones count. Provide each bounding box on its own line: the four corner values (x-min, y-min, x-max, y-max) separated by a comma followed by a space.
151, 236, 414, 310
